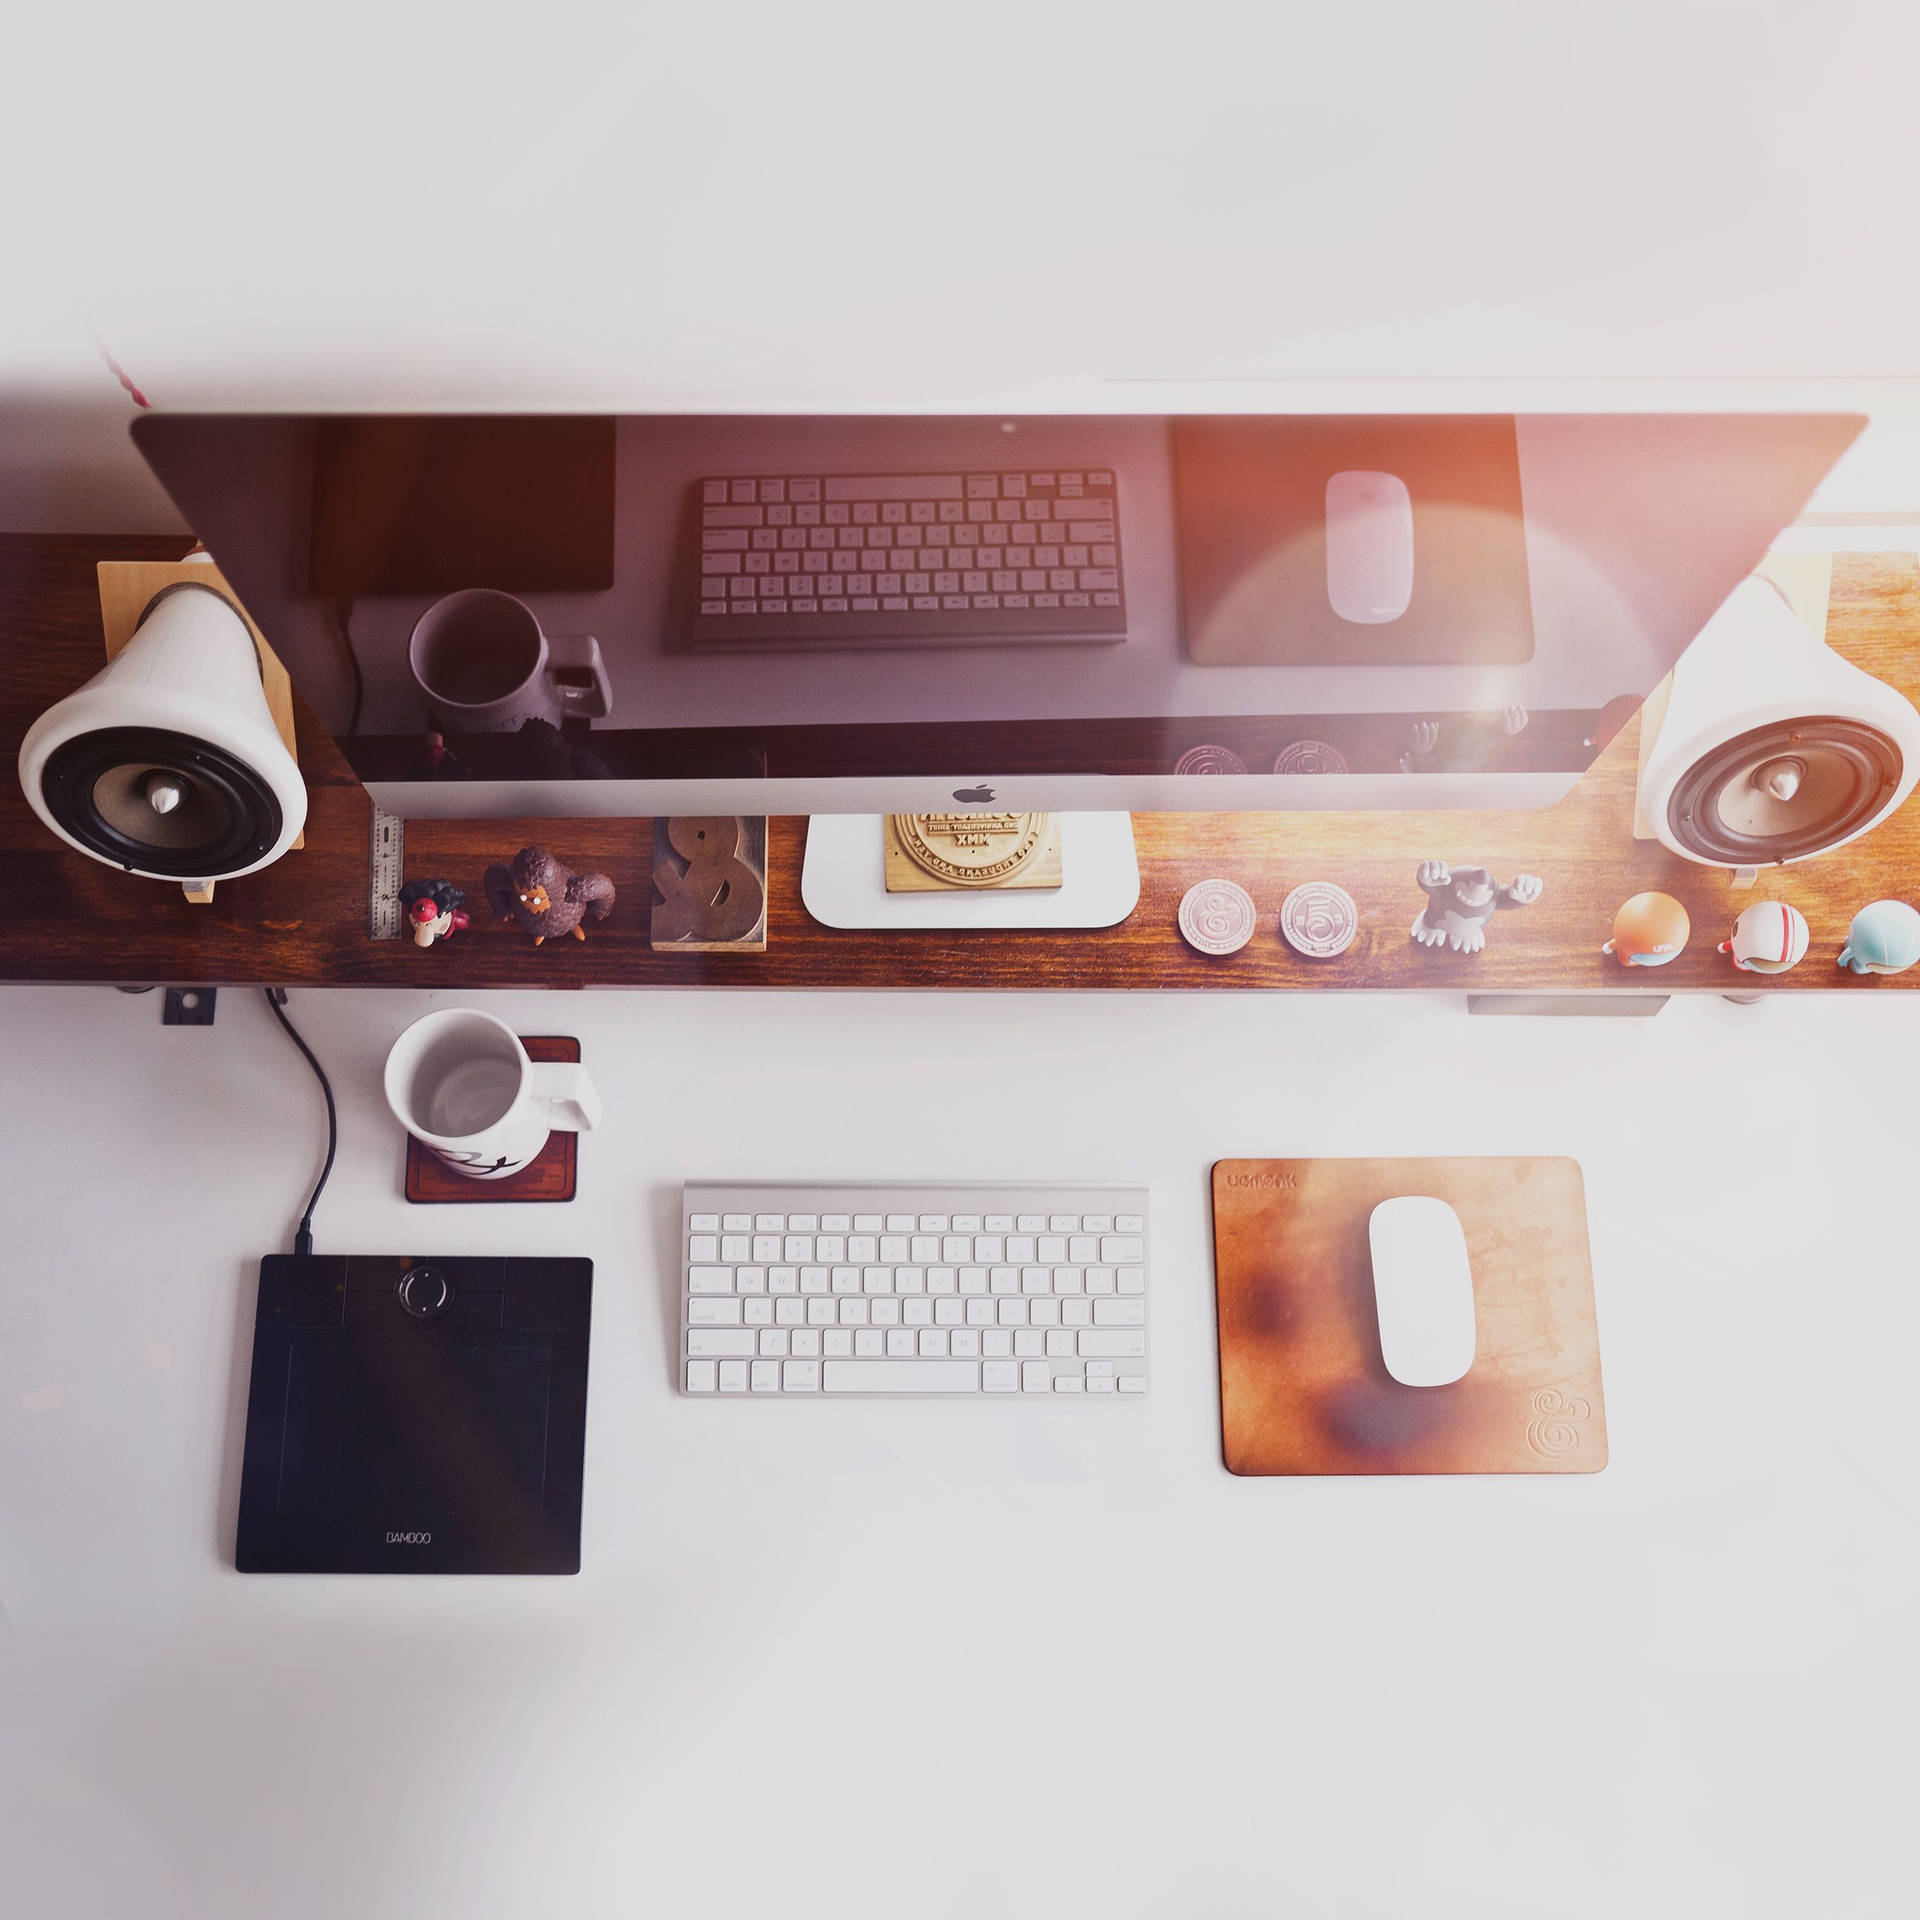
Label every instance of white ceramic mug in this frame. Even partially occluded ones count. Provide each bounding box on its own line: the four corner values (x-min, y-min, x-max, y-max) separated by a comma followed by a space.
408, 588, 612, 733
384, 1008, 600, 1180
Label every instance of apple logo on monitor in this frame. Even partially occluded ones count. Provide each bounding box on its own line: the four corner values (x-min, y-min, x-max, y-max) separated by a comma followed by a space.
952, 785, 996, 803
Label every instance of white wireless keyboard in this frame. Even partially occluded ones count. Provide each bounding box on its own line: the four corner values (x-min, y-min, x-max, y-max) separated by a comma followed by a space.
679, 1183, 1149, 1397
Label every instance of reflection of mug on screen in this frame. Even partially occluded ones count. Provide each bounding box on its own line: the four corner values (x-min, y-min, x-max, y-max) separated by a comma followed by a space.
409, 588, 613, 733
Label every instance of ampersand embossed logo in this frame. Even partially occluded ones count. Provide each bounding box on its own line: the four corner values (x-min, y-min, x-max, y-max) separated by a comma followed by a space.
651, 817, 765, 944
1525, 1387, 1589, 1459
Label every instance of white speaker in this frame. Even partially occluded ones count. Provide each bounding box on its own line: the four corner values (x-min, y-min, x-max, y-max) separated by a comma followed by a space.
17, 578, 307, 888
1637, 574, 1920, 868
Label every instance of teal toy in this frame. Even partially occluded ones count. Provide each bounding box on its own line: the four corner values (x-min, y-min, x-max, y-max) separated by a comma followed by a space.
1837, 899, 1920, 975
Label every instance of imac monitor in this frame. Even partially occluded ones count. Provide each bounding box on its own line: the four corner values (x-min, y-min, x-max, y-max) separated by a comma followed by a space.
129, 410, 1863, 822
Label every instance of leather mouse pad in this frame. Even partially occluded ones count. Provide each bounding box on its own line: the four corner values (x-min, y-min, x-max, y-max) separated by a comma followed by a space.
1211, 1158, 1605, 1475
1171, 415, 1533, 666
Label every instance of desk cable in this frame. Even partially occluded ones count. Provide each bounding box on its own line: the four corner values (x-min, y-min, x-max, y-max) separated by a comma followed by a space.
263, 988, 337, 1257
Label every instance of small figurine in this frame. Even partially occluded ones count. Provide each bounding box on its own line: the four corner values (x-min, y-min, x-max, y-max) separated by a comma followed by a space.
1837, 899, 1920, 975
1601, 891, 1690, 967
509, 717, 613, 781
1410, 861, 1542, 953
408, 731, 470, 780
1718, 900, 1809, 974
398, 877, 469, 948
483, 845, 616, 945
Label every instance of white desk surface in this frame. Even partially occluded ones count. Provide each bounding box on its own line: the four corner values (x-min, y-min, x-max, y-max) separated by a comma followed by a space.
2, 982, 1914, 1919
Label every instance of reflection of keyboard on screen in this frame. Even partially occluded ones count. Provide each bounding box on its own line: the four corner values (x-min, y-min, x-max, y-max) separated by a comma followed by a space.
686, 469, 1127, 647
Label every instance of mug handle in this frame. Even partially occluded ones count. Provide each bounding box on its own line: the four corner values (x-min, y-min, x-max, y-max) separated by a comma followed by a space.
529, 1062, 601, 1132
545, 634, 613, 720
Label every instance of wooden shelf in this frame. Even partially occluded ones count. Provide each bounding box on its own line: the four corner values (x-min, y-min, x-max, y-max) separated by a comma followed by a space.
5, 532, 1919, 993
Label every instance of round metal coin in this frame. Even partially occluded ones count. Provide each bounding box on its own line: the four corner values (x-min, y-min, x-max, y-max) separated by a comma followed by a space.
1178, 878, 1258, 955
1272, 739, 1350, 776
1279, 881, 1359, 958
1173, 744, 1249, 777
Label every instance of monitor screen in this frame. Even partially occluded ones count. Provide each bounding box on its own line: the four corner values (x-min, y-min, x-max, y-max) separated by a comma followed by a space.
130, 410, 1861, 819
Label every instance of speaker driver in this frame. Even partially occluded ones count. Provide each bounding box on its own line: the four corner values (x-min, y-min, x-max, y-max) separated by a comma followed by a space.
1666, 717, 1902, 866
38, 726, 284, 878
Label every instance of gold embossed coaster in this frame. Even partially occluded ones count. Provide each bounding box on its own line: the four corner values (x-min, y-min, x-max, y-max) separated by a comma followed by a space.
1211, 1157, 1606, 1475
884, 813, 1063, 892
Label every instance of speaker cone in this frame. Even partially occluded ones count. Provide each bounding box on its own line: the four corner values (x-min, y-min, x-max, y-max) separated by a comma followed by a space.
1666, 716, 1903, 865
38, 726, 285, 877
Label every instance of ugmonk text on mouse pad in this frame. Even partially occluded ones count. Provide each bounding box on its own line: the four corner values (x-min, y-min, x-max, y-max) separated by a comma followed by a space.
1211, 1158, 1605, 1476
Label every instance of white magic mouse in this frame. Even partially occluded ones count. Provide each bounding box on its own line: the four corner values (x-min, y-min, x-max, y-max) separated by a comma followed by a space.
1325, 469, 1414, 624
1368, 1195, 1476, 1386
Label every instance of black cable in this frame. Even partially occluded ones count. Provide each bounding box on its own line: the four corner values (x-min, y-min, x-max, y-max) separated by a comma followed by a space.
263, 988, 337, 1257
335, 597, 363, 735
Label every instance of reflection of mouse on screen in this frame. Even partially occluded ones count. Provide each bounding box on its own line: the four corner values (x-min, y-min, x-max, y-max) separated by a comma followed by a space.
1368, 1195, 1477, 1386
1325, 470, 1413, 624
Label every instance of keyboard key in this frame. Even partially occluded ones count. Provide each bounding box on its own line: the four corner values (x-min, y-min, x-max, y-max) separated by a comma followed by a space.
791, 1329, 820, 1357
1116, 1215, 1145, 1232
689, 1267, 733, 1294
744, 1298, 773, 1325
718, 1360, 748, 1393
1118, 1375, 1147, 1393
1022, 1361, 1051, 1392
824, 1360, 981, 1391
982, 1360, 1019, 1391
784, 1360, 820, 1391
823, 1330, 853, 1357
1046, 1329, 1075, 1357
759, 1329, 789, 1356
689, 1215, 720, 1232
1094, 1300, 1144, 1325
1079, 1331, 1146, 1358
689, 1298, 743, 1325
1015, 1330, 1044, 1357
691, 1330, 756, 1357
982, 1330, 1013, 1357
750, 1360, 780, 1391
686, 1360, 717, 1391
1101, 1236, 1145, 1263
688, 1235, 718, 1262
1054, 1375, 1085, 1393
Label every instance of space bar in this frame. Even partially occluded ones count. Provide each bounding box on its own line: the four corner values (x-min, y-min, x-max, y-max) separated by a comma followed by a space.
822, 1360, 980, 1392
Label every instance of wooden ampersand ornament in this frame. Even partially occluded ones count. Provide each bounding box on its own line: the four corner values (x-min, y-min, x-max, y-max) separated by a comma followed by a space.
651, 816, 766, 945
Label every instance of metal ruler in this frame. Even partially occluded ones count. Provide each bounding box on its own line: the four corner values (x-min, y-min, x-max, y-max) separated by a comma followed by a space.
368, 804, 405, 939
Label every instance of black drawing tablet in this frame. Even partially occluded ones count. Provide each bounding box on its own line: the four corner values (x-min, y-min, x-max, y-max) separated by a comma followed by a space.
236, 1255, 591, 1574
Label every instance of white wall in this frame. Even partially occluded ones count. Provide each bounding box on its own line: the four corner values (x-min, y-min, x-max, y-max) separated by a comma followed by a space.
4, 0, 1919, 529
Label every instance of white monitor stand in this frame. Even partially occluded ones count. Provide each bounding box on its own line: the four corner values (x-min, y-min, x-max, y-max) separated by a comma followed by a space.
800, 813, 1140, 930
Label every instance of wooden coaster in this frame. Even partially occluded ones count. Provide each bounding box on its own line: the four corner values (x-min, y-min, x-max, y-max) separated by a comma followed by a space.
404, 1037, 580, 1204
884, 812, 1063, 892
1211, 1157, 1606, 1475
